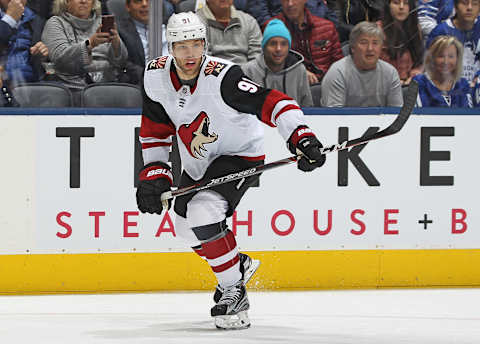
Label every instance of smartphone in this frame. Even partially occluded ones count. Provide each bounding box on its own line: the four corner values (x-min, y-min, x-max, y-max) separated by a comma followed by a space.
101, 15, 115, 33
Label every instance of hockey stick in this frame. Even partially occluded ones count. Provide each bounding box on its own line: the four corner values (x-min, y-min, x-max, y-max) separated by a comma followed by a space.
160, 80, 418, 203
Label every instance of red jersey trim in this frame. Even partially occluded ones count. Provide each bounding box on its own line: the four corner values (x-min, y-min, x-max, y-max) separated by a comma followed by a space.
170, 70, 182, 91
261, 90, 295, 127
274, 104, 301, 122
141, 142, 172, 149
140, 115, 176, 139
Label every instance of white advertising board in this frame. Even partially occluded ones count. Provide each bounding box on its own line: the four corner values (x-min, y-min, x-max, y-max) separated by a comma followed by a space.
0, 114, 477, 254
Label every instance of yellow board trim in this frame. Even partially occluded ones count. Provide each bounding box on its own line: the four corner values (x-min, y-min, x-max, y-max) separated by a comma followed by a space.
1, 249, 480, 294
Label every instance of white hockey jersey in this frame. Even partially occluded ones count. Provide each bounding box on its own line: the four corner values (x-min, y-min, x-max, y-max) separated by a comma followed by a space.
140, 55, 306, 181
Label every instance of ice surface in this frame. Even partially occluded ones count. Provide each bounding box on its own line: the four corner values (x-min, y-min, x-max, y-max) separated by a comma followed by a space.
0, 288, 479, 343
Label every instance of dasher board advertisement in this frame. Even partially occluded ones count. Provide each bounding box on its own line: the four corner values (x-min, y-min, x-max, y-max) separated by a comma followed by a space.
0, 114, 476, 254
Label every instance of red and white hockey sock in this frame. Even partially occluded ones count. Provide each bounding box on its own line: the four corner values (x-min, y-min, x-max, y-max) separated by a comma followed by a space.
201, 230, 241, 288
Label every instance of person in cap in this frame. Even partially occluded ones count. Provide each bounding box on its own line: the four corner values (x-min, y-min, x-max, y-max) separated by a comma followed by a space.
242, 18, 313, 107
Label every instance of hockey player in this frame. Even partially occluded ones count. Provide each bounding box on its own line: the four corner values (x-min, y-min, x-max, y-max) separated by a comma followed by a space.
135, 12, 326, 330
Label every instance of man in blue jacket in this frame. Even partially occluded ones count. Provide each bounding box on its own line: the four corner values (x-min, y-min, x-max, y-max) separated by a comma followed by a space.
249, 0, 338, 28
0, 0, 48, 86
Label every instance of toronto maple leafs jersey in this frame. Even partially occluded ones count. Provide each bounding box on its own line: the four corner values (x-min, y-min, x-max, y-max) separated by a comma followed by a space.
413, 74, 473, 108
418, 0, 455, 36
427, 18, 480, 82
140, 55, 307, 180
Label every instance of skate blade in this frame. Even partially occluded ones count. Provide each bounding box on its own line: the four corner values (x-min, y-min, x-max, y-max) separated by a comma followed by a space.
244, 259, 260, 285
214, 311, 250, 330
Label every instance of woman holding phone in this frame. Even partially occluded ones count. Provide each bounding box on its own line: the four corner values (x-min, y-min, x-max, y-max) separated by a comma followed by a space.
41, 0, 128, 104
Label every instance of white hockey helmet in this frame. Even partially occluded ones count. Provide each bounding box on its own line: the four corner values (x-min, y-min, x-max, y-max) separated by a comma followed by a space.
166, 12, 207, 54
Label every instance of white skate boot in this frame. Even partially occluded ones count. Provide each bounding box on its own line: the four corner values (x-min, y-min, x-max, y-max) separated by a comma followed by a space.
211, 280, 250, 330
213, 253, 260, 303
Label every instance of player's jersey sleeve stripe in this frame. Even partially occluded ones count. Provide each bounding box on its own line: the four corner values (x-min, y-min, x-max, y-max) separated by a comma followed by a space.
260, 90, 297, 127
219, 65, 310, 141
273, 102, 302, 122
140, 141, 172, 149
138, 113, 175, 164
139, 115, 175, 140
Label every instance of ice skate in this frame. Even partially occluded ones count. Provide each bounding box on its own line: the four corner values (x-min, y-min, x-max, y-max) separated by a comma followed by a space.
211, 280, 250, 330
213, 253, 260, 303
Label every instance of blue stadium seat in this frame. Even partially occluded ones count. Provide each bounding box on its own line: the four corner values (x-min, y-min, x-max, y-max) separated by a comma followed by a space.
81, 82, 142, 107
12, 82, 74, 107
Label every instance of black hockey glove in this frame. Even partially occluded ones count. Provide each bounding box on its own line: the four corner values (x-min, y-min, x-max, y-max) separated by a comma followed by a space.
287, 125, 326, 172
136, 161, 173, 214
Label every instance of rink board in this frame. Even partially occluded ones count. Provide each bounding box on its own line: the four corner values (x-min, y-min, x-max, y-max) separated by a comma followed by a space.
1, 111, 480, 293
1, 249, 480, 294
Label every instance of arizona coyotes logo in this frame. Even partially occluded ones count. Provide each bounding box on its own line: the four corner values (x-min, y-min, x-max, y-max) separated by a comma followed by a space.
147, 56, 168, 70
178, 112, 218, 159
204, 60, 226, 77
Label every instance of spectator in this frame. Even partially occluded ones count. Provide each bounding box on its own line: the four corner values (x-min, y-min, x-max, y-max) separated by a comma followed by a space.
269, 0, 343, 84
378, 0, 424, 86
418, 0, 455, 37
117, 0, 149, 85
413, 35, 473, 107
0, 0, 48, 86
473, 70, 480, 105
196, 0, 262, 64
41, 0, 128, 104
242, 18, 313, 107
245, 0, 338, 28
335, 0, 383, 42
117, 0, 168, 85
163, 0, 176, 19
321, 21, 403, 107
177, 0, 254, 16
427, 0, 480, 84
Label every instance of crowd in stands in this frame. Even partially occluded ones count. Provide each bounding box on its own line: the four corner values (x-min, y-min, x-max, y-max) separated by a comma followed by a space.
1, 0, 480, 108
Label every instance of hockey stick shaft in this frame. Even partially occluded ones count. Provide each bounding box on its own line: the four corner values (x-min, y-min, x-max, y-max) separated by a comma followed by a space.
160, 81, 418, 202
